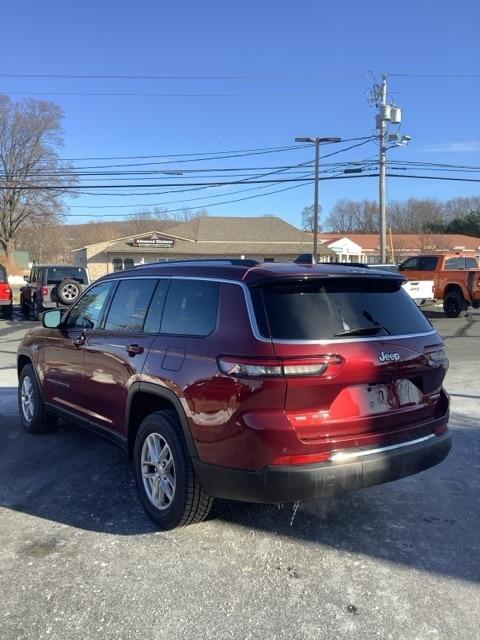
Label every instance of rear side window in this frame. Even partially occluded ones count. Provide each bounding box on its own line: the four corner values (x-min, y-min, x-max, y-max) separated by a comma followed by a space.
466, 258, 478, 269
143, 280, 170, 333
445, 257, 464, 270
104, 279, 157, 333
420, 257, 438, 271
161, 279, 219, 336
250, 278, 432, 341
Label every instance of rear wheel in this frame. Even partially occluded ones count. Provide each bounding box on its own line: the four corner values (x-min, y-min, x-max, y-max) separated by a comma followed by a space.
133, 411, 213, 530
18, 364, 58, 433
2, 304, 13, 319
443, 291, 466, 318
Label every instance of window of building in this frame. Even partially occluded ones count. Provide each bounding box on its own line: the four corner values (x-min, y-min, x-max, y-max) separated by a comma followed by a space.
124, 257, 135, 270
161, 279, 219, 336
104, 279, 157, 333
67, 281, 114, 330
112, 257, 123, 272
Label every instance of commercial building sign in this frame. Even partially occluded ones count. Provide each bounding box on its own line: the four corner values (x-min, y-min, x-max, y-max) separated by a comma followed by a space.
133, 233, 175, 248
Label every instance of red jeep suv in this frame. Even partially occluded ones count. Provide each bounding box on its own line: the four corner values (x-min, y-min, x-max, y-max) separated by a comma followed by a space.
17, 260, 451, 529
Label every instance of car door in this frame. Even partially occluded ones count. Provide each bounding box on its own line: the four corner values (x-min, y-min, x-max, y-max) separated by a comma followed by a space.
81, 277, 166, 436
42, 280, 115, 416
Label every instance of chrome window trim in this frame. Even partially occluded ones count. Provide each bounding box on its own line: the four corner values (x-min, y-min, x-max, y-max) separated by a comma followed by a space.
87, 274, 437, 344
330, 434, 436, 462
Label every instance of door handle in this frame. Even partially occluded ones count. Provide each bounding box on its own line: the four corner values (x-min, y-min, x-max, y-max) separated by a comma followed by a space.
126, 343, 144, 357
72, 333, 86, 347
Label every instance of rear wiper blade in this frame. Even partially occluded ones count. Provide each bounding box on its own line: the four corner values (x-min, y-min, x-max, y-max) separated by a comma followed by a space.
334, 326, 384, 337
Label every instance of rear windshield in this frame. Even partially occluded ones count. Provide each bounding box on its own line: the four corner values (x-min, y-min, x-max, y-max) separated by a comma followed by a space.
46, 267, 88, 285
0, 265, 6, 282
250, 278, 432, 340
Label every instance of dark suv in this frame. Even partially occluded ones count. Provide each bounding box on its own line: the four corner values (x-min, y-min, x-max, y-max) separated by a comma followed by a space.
17, 260, 451, 529
20, 265, 90, 320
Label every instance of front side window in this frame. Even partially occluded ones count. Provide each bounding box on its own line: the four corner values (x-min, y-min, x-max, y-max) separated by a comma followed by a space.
161, 280, 219, 336
67, 281, 114, 330
399, 257, 420, 271
250, 278, 432, 341
104, 279, 157, 333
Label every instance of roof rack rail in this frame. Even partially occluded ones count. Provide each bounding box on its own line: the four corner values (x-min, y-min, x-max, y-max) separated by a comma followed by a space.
144, 258, 259, 267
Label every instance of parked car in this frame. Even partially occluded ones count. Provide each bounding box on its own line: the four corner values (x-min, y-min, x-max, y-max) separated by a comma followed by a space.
369, 263, 435, 307
0, 263, 13, 319
17, 260, 451, 530
20, 265, 90, 320
399, 254, 480, 317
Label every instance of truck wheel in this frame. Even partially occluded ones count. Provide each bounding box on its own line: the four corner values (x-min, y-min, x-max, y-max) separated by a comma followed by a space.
57, 278, 80, 305
133, 410, 213, 530
18, 365, 58, 433
443, 291, 465, 318
32, 299, 43, 321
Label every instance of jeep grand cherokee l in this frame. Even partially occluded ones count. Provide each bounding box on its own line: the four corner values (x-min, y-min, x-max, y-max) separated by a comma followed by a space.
17, 260, 451, 530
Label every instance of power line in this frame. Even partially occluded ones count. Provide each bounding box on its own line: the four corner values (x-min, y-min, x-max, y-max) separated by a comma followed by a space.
0, 72, 356, 80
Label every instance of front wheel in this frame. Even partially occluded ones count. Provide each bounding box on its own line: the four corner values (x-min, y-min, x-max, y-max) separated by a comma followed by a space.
18, 365, 58, 433
443, 291, 465, 318
133, 411, 213, 530
2, 304, 13, 319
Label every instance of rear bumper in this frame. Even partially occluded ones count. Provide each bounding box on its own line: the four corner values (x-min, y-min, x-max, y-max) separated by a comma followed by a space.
0, 299, 12, 306
193, 430, 452, 503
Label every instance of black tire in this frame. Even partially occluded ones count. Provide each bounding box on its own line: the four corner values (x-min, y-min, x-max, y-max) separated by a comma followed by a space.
2, 304, 13, 320
18, 364, 58, 433
57, 278, 80, 306
133, 410, 213, 530
32, 299, 43, 321
443, 291, 465, 318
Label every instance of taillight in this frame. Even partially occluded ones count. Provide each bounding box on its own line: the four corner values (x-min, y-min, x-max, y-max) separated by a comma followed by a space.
41, 287, 49, 296
217, 355, 344, 378
424, 345, 448, 366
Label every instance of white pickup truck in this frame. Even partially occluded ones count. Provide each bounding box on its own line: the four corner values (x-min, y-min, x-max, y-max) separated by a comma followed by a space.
370, 264, 435, 307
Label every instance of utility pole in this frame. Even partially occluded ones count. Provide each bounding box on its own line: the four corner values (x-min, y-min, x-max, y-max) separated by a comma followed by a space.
295, 136, 341, 264
378, 74, 388, 263
370, 73, 410, 263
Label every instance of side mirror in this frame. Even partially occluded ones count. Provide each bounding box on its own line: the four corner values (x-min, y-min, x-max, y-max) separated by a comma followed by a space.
24, 275, 30, 282
42, 309, 63, 329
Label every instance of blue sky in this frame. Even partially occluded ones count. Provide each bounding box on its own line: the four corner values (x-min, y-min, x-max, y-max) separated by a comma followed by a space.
2, 0, 480, 228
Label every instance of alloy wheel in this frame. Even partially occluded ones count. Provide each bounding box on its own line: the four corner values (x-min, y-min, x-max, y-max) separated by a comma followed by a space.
141, 433, 176, 510
21, 375, 35, 423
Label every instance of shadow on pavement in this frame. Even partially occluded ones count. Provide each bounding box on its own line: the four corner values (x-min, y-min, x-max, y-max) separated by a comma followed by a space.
0, 389, 479, 585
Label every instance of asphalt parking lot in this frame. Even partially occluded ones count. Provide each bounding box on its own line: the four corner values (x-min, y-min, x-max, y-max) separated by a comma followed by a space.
0, 309, 479, 640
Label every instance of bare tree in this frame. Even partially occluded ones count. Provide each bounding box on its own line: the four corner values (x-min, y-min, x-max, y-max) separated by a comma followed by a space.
326, 199, 379, 233
0, 95, 77, 259
301, 204, 320, 232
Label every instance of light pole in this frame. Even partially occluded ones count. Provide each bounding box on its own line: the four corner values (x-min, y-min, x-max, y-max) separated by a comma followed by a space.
295, 136, 341, 263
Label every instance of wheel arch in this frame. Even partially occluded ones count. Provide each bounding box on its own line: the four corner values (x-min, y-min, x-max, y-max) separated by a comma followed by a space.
125, 383, 198, 460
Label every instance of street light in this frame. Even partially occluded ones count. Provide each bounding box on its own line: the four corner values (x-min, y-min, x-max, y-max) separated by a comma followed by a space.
295, 136, 341, 263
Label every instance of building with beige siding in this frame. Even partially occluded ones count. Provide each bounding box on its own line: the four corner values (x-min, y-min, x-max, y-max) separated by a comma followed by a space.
72, 216, 330, 280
